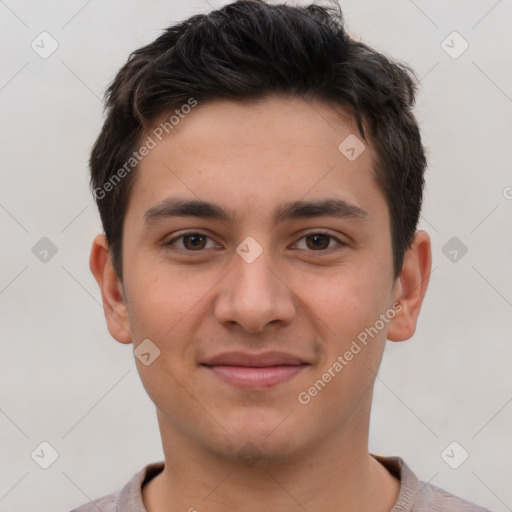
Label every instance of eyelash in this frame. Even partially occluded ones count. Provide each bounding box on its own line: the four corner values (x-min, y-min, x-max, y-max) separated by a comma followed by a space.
164, 230, 346, 253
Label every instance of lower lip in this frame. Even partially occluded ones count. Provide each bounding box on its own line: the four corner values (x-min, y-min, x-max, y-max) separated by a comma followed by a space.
204, 364, 307, 388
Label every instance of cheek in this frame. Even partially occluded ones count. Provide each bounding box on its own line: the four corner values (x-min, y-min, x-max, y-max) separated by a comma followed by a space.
125, 260, 223, 349
296, 262, 390, 341
124, 264, 185, 339
298, 269, 390, 414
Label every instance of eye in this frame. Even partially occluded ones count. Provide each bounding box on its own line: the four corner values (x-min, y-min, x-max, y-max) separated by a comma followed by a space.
293, 232, 345, 251
164, 231, 346, 253
165, 232, 218, 251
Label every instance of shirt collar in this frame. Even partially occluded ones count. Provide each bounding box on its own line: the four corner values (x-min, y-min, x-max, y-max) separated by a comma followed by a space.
117, 456, 419, 512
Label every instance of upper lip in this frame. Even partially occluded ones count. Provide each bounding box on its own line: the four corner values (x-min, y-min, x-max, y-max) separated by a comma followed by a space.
202, 351, 307, 367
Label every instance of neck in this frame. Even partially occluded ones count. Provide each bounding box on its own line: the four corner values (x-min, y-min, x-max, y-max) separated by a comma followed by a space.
142, 412, 399, 512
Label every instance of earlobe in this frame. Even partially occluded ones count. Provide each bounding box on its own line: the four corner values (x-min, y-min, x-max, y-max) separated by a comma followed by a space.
89, 234, 132, 344
387, 230, 432, 342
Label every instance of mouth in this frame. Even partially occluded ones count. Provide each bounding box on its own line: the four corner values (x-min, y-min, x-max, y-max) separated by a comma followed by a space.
200, 351, 310, 389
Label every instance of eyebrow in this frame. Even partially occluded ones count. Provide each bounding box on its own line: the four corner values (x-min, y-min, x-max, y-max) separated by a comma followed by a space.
143, 197, 369, 225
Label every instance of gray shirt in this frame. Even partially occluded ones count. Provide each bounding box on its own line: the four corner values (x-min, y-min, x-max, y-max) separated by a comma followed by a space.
70, 456, 492, 511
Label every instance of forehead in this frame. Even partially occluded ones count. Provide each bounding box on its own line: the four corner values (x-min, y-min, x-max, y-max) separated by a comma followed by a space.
125, 95, 384, 225
150, 95, 363, 162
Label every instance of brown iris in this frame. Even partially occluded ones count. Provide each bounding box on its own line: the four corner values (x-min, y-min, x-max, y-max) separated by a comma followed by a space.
182, 234, 207, 250
305, 234, 330, 250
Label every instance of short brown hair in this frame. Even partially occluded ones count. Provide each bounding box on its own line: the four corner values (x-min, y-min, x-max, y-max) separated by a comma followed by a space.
90, 0, 426, 280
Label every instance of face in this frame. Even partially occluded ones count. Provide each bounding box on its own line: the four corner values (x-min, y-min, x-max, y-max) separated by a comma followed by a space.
93, 95, 427, 464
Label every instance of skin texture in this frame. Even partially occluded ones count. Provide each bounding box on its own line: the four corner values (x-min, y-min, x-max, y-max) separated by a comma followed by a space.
90, 96, 431, 512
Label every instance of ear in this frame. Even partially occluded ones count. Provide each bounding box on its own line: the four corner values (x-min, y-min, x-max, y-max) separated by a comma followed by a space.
387, 230, 432, 342
89, 234, 132, 344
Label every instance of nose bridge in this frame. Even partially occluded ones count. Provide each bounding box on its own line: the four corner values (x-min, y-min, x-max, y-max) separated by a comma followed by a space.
214, 237, 295, 332
235, 245, 277, 298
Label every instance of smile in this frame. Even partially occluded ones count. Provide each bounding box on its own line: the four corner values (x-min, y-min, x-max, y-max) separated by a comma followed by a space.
200, 350, 310, 389
202, 363, 308, 388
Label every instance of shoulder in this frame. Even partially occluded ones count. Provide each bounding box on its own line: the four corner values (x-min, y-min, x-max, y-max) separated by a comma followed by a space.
68, 461, 165, 512
373, 455, 493, 512
69, 492, 118, 512
413, 480, 493, 511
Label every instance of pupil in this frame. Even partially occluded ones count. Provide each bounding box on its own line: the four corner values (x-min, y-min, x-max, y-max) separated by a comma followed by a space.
185, 234, 205, 249
308, 234, 328, 250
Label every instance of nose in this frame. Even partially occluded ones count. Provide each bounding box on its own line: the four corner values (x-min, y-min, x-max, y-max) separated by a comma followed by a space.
213, 246, 296, 333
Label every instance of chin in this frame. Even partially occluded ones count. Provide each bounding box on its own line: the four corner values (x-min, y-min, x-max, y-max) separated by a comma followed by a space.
205, 414, 315, 466
211, 436, 305, 467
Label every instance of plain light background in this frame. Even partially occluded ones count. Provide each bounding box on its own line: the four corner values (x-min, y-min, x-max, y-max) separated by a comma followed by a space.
1, 1, 511, 511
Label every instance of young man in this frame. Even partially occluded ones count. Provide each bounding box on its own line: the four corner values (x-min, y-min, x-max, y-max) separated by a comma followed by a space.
74, 1, 491, 510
